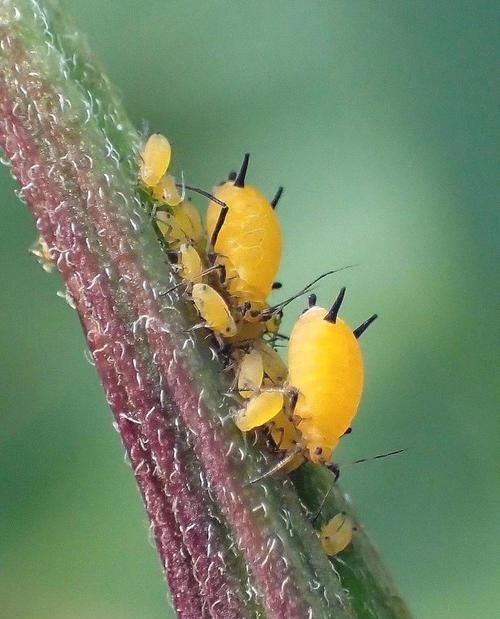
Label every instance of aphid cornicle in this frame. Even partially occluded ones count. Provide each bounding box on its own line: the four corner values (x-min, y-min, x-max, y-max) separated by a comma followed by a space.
287, 288, 377, 465
206, 154, 283, 306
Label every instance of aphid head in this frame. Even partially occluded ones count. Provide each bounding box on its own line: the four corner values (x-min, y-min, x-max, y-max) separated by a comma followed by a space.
233, 153, 250, 188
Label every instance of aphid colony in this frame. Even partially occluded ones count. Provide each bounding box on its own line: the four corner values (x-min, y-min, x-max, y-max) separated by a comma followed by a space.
140, 134, 378, 556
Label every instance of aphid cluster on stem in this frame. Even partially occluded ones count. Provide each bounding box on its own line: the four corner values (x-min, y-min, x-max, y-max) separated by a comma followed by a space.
138, 133, 382, 557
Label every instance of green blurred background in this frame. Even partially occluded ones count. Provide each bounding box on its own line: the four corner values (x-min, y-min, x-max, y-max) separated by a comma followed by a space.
1, 1, 498, 618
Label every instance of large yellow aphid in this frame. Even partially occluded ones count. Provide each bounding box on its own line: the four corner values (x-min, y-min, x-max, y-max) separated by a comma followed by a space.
206, 154, 283, 305
287, 288, 377, 465
191, 283, 237, 338
140, 133, 172, 187
319, 512, 355, 557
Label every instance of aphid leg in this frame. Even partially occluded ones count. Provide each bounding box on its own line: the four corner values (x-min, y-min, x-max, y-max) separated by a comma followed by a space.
248, 445, 303, 484
286, 387, 299, 418
310, 461, 343, 524
311, 480, 338, 525
272, 425, 285, 450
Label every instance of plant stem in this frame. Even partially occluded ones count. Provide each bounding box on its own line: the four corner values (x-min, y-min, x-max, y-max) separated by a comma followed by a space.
0, 1, 413, 618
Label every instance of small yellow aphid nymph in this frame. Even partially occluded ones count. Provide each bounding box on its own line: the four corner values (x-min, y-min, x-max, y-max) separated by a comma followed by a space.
235, 390, 284, 432
237, 349, 264, 399
178, 243, 204, 284
191, 283, 238, 338
319, 512, 355, 556
140, 133, 172, 188
30, 235, 56, 273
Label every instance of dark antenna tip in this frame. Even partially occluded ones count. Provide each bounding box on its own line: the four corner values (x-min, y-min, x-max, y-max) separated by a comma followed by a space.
353, 313, 378, 338
234, 153, 250, 188
271, 186, 284, 209
324, 287, 346, 324
308, 293, 317, 308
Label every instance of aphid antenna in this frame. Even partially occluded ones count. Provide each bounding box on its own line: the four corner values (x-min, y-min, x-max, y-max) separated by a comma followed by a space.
340, 448, 407, 470
247, 445, 303, 485
262, 265, 356, 319
313, 449, 407, 523
175, 182, 228, 208
159, 264, 225, 295
271, 186, 284, 209
234, 153, 250, 188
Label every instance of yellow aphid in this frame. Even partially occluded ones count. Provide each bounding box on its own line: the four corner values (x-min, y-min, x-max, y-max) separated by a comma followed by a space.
287, 288, 377, 464
254, 340, 287, 385
30, 235, 55, 273
156, 201, 204, 249
191, 283, 237, 338
155, 210, 185, 247
226, 320, 267, 345
178, 200, 204, 250
152, 174, 182, 206
320, 512, 354, 556
178, 243, 203, 283
140, 134, 172, 187
235, 391, 284, 432
267, 411, 300, 451
238, 349, 264, 399
206, 154, 282, 305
